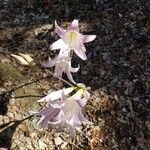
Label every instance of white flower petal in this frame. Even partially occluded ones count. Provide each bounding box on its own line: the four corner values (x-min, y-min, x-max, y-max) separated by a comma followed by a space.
81, 35, 96, 43
77, 98, 87, 107
66, 68, 76, 84
73, 45, 87, 60
70, 64, 80, 73
69, 90, 82, 100
50, 39, 69, 50
41, 57, 55, 68
37, 87, 75, 102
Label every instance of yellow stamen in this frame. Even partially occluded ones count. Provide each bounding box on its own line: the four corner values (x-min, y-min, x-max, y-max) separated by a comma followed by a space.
76, 86, 86, 94
79, 88, 84, 94
69, 32, 77, 42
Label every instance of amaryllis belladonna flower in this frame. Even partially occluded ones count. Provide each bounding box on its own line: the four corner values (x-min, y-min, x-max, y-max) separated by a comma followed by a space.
31, 84, 90, 137
41, 49, 79, 83
50, 19, 96, 60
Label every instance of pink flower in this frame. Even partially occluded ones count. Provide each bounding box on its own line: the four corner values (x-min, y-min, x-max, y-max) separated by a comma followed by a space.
41, 49, 79, 84
31, 84, 90, 137
51, 19, 96, 60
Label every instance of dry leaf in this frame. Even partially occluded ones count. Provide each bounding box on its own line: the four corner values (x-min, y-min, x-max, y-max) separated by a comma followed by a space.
19, 53, 33, 63
11, 53, 33, 66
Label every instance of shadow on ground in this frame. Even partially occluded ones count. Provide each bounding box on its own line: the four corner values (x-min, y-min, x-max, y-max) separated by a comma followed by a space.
0, 116, 32, 150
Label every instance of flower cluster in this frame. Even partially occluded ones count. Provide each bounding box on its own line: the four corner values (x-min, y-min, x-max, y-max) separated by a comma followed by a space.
42, 19, 96, 83
32, 84, 90, 137
32, 20, 96, 137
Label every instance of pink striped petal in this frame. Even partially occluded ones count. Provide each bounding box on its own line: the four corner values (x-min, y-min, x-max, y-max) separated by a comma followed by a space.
69, 19, 79, 31
40, 109, 60, 127
41, 57, 55, 68
81, 35, 96, 43
66, 68, 76, 84
31, 106, 56, 116
55, 21, 66, 37
74, 44, 87, 60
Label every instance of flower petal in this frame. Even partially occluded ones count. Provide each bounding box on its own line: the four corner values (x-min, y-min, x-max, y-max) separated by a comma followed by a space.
84, 90, 90, 100
50, 39, 69, 50
69, 114, 81, 126
73, 44, 87, 60
54, 62, 63, 78
50, 100, 65, 108
55, 21, 66, 37
57, 48, 70, 58
77, 98, 87, 107
69, 19, 79, 31
37, 87, 75, 102
66, 68, 76, 84
31, 106, 56, 116
81, 35, 96, 43
69, 90, 83, 100
70, 64, 80, 73
40, 109, 60, 127
78, 111, 89, 124
63, 32, 87, 60
41, 57, 55, 68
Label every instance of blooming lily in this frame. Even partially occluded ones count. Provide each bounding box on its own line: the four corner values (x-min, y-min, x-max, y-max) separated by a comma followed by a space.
51, 19, 96, 60
31, 84, 90, 137
41, 49, 79, 84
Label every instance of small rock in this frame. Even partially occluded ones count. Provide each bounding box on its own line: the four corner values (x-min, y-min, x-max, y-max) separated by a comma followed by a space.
11, 142, 17, 149
0, 116, 3, 124
3, 116, 10, 124
114, 95, 118, 101
26, 137, 34, 149
38, 139, 47, 149
145, 121, 150, 130
42, 24, 53, 30
61, 141, 68, 149
95, 97, 101, 103
19, 134, 25, 141
18, 124, 28, 132
32, 118, 43, 131
118, 13, 123, 17
122, 107, 126, 112
54, 137, 63, 146
15, 114, 22, 120
32, 139, 39, 149
19, 146, 25, 150
30, 132, 37, 139
7, 112, 14, 119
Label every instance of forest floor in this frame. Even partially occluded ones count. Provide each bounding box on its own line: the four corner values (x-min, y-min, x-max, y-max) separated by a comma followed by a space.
0, 0, 149, 150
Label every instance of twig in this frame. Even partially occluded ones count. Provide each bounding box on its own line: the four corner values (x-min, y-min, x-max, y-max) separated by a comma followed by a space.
11, 95, 45, 99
